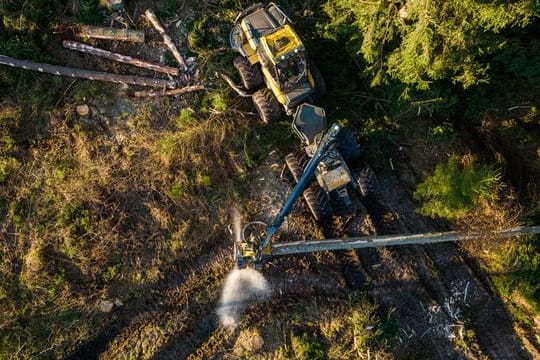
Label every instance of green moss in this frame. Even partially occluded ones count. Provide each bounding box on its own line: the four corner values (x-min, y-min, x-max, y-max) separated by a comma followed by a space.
0, 157, 20, 182
169, 182, 188, 200
102, 263, 122, 282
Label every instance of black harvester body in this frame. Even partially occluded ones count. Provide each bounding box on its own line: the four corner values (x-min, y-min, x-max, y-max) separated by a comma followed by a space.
235, 104, 379, 269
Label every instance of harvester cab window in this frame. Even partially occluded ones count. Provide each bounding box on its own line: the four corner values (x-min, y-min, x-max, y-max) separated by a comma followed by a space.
258, 49, 279, 81
277, 53, 307, 90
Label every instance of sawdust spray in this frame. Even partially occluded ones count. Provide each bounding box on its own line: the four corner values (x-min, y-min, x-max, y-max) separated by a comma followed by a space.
217, 268, 270, 328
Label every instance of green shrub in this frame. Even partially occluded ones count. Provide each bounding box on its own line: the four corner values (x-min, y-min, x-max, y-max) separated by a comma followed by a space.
414, 155, 503, 219
290, 331, 325, 360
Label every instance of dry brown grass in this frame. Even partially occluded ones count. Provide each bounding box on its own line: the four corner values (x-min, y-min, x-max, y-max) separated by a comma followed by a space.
0, 77, 253, 357
456, 188, 524, 254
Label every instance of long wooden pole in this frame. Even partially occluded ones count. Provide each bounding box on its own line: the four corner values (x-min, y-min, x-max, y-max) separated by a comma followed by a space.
133, 84, 205, 97
270, 225, 540, 256
0, 54, 177, 89
78, 25, 145, 43
144, 9, 187, 71
62, 40, 179, 76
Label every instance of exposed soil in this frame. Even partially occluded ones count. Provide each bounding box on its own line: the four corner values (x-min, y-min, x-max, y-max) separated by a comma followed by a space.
66, 144, 536, 359
8, 2, 537, 359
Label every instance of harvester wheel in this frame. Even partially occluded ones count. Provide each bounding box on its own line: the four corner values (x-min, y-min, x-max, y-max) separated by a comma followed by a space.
233, 56, 263, 90
285, 151, 310, 183
303, 185, 332, 223
310, 63, 327, 100
338, 129, 362, 166
252, 88, 282, 123
355, 165, 380, 197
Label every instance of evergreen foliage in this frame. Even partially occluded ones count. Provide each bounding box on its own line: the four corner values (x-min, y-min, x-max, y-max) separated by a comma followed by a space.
413, 155, 503, 219
322, 0, 540, 108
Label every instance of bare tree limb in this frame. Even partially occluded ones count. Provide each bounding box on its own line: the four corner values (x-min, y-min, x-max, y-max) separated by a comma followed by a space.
0, 54, 176, 89
217, 72, 253, 97
63, 40, 179, 76
144, 9, 187, 71
133, 85, 205, 97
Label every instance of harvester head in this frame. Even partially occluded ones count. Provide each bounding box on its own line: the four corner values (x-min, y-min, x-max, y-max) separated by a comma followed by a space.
231, 206, 270, 270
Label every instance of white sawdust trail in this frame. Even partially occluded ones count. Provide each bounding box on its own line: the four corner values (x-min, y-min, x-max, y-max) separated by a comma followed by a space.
217, 268, 271, 328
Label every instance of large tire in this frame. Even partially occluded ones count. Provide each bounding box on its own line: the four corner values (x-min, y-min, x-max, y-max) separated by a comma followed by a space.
285, 151, 310, 183
252, 88, 282, 123
303, 185, 332, 223
233, 56, 263, 90
355, 165, 380, 197
337, 128, 362, 165
310, 63, 327, 100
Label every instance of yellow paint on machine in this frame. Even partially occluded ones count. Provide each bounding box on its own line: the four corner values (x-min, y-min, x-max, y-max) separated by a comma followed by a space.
261, 67, 287, 105
262, 25, 302, 62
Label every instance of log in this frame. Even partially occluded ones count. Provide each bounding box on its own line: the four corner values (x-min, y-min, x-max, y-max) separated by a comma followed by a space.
63, 40, 179, 76
0, 54, 176, 88
144, 9, 187, 71
270, 225, 540, 256
133, 85, 205, 97
78, 25, 145, 43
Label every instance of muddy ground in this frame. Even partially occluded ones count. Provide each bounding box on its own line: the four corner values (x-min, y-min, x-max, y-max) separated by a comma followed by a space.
6, 1, 537, 359
66, 145, 538, 359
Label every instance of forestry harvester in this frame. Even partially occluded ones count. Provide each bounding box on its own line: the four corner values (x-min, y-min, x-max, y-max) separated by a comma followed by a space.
234, 104, 379, 269
229, 3, 378, 269
230, 2, 325, 122
228, 3, 540, 270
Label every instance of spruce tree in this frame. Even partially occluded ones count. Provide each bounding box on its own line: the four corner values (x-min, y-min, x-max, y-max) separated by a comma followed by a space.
322, 0, 540, 91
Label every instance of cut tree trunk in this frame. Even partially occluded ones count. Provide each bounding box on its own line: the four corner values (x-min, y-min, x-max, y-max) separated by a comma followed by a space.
77, 25, 145, 43
144, 9, 187, 71
0, 54, 176, 88
62, 40, 179, 76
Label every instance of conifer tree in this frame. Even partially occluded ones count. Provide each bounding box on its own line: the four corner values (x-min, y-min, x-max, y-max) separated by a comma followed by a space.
322, 0, 540, 91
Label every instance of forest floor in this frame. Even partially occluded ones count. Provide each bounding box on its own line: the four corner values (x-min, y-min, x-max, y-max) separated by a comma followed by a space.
1, 1, 539, 359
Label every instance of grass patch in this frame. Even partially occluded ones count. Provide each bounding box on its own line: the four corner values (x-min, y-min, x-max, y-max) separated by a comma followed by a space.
290, 331, 325, 360
491, 235, 540, 313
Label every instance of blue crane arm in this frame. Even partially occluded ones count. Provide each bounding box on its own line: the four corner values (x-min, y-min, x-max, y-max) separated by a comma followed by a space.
256, 123, 341, 259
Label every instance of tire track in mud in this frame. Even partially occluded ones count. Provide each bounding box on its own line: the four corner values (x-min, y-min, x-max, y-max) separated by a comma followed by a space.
97, 250, 230, 359
374, 175, 531, 359
66, 246, 231, 359
94, 154, 533, 359
281, 180, 465, 357
274, 161, 464, 356
182, 271, 349, 359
